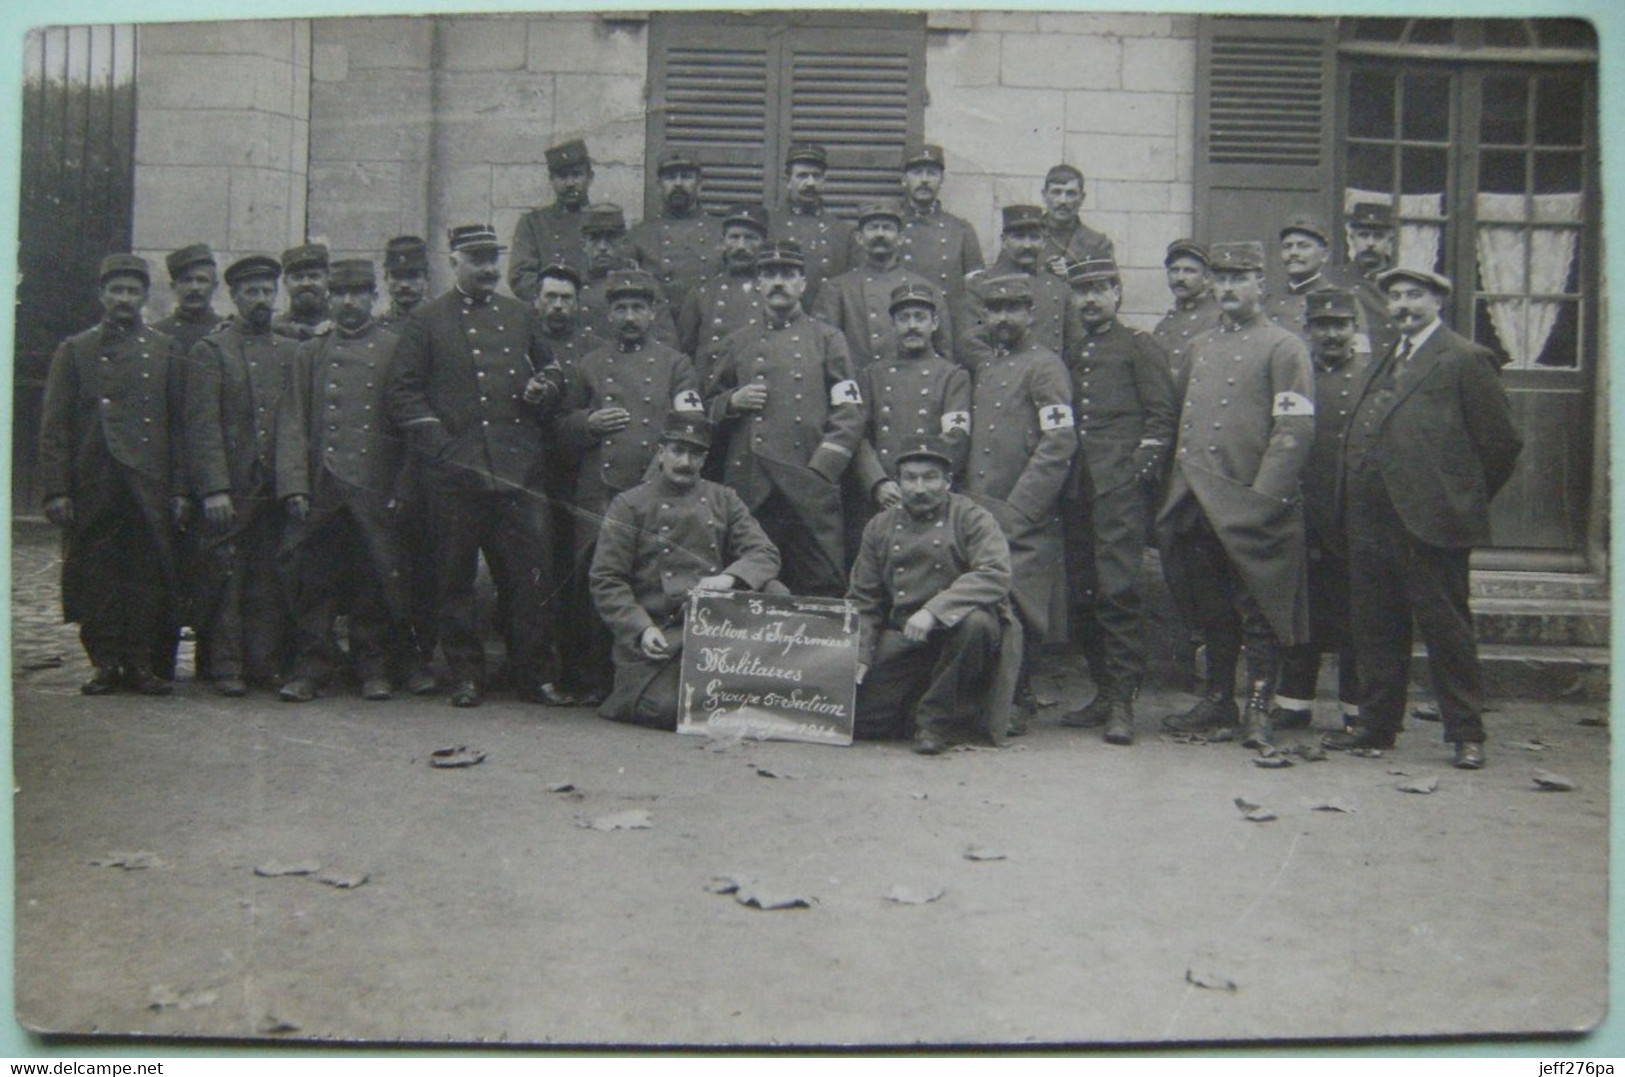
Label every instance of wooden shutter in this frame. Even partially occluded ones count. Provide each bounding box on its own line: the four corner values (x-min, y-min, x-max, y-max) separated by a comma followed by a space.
646, 14, 924, 220
1194, 15, 1336, 275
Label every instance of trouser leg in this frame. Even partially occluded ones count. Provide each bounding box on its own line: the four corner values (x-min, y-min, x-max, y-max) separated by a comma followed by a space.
913, 607, 1002, 734
1091, 482, 1147, 688
1346, 474, 1412, 739
1406, 539, 1485, 744
485, 490, 558, 689
755, 490, 844, 598
427, 487, 488, 685
854, 631, 938, 740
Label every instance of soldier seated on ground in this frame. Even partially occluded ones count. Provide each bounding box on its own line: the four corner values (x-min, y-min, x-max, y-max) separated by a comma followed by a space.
849, 437, 1013, 755
588, 412, 782, 731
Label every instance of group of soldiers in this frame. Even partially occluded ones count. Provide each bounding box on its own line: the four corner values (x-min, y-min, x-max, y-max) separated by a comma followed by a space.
39, 135, 1522, 769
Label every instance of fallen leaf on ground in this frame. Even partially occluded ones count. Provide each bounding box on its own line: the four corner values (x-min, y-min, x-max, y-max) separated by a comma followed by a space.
90, 851, 165, 870
755, 766, 802, 779
1243, 808, 1277, 822
963, 845, 1006, 861
545, 781, 576, 793
910, 791, 929, 800
1411, 705, 1442, 721
258, 1013, 300, 1035
1532, 770, 1577, 792
1186, 968, 1238, 991
148, 985, 217, 1011
1350, 747, 1386, 758
430, 746, 485, 768
1312, 799, 1357, 813
885, 884, 946, 905
314, 869, 368, 889
1386, 768, 1410, 776
705, 875, 813, 909
1397, 775, 1438, 794
1252, 755, 1293, 769
580, 809, 653, 831
1577, 713, 1606, 727
1233, 797, 1261, 813
254, 860, 320, 877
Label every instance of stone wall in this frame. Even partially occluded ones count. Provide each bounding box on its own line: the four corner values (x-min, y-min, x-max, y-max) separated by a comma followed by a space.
132, 20, 310, 315
309, 13, 648, 296
923, 12, 1198, 328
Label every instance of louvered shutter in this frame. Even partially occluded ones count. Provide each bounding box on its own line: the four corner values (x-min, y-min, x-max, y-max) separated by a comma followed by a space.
646, 14, 924, 221
1194, 15, 1336, 270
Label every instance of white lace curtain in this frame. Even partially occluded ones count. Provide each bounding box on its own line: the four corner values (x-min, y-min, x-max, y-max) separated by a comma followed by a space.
1344, 187, 1583, 368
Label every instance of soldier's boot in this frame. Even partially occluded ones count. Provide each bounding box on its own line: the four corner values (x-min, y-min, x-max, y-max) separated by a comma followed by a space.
1161, 693, 1238, 736
1268, 704, 1312, 730
1061, 685, 1115, 729
1240, 680, 1274, 750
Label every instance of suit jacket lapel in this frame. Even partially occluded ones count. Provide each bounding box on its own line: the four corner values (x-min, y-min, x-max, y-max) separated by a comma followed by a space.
1384, 326, 1450, 416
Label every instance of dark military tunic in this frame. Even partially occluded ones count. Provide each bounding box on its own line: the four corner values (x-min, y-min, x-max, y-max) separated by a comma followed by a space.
509, 202, 587, 303
185, 315, 303, 681
961, 256, 1084, 364
627, 210, 717, 314
900, 200, 984, 314
589, 476, 781, 726
1157, 311, 1316, 645
704, 307, 865, 594
1152, 291, 1224, 387
275, 321, 411, 682
676, 271, 763, 385
767, 202, 852, 307
384, 287, 566, 689
1040, 214, 1115, 275
852, 351, 971, 492
152, 308, 223, 354
1266, 271, 1379, 362
812, 261, 956, 370
963, 338, 1078, 643
38, 319, 182, 666
577, 271, 681, 355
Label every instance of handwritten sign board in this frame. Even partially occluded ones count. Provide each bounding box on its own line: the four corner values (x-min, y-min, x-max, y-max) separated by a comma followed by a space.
676, 589, 858, 746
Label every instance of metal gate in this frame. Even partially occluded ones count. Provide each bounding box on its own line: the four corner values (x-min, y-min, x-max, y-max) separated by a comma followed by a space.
15, 24, 137, 513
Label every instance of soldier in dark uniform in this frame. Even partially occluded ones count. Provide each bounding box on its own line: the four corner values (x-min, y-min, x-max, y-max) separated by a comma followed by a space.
849, 436, 1013, 754
1269, 289, 1368, 734
509, 137, 594, 303
149, 242, 224, 681
384, 223, 567, 708
274, 259, 411, 702
814, 199, 955, 371
704, 240, 866, 598
963, 205, 1083, 363
1151, 239, 1224, 387
766, 142, 850, 308
589, 412, 781, 730
39, 254, 183, 696
272, 243, 333, 341
1038, 164, 1115, 278
376, 235, 430, 330
556, 269, 702, 706
1324, 268, 1521, 770
676, 203, 769, 383
961, 273, 1078, 735
532, 262, 606, 383
1156, 241, 1316, 750
576, 203, 680, 352
627, 149, 714, 314
1344, 202, 1403, 362
185, 253, 302, 695
1055, 257, 1176, 746
897, 144, 984, 317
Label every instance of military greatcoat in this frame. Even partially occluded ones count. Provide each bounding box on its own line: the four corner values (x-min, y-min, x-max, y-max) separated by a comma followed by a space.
767, 203, 852, 307
1152, 291, 1224, 386
509, 203, 587, 303
676, 272, 764, 385
152, 308, 223, 355
962, 338, 1078, 643
962, 256, 1084, 363
851, 350, 971, 493
900, 201, 984, 314
628, 211, 717, 314
813, 262, 956, 371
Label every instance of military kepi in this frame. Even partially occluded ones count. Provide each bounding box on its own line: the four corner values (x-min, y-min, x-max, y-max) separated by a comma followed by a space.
755, 239, 805, 270
384, 235, 428, 273
282, 243, 329, 274
660, 411, 712, 450
903, 144, 946, 170
448, 223, 504, 252
786, 142, 828, 168
224, 254, 281, 287
1348, 202, 1395, 231
722, 203, 770, 235
1065, 257, 1119, 286
889, 280, 938, 314
1279, 215, 1331, 245
1208, 240, 1266, 272
328, 258, 377, 291
545, 138, 590, 173
1001, 204, 1045, 232
976, 273, 1034, 305
1304, 288, 1358, 321
99, 253, 150, 286
580, 204, 628, 236
895, 434, 954, 471
605, 269, 658, 302
1164, 238, 1209, 267
165, 244, 215, 279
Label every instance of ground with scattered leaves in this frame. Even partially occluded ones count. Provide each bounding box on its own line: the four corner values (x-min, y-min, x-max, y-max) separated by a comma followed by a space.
11, 524, 1610, 1046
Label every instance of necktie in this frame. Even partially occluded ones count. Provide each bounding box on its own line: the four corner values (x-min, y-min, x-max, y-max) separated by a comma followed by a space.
1395, 335, 1413, 365
1380, 335, 1412, 391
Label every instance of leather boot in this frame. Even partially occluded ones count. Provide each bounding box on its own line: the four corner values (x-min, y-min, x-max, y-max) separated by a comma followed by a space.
1240, 681, 1273, 750
1162, 693, 1238, 734
1061, 687, 1113, 729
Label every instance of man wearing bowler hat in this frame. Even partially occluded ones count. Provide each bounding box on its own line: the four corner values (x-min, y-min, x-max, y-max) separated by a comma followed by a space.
1266, 287, 1370, 736
1156, 240, 1315, 750
676, 203, 769, 382
897, 143, 983, 316
184, 252, 302, 695
1152, 239, 1224, 387
274, 258, 413, 703
272, 242, 333, 341
153, 243, 223, 353
1323, 266, 1520, 770
848, 435, 1012, 754
1056, 257, 1176, 746
704, 239, 866, 597
628, 149, 714, 313
589, 411, 781, 730
385, 223, 568, 708
510, 136, 596, 303
815, 199, 954, 371
557, 269, 702, 706
39, 253, 184, 695
767, 141, 850, 306
376, 235, 431, 331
